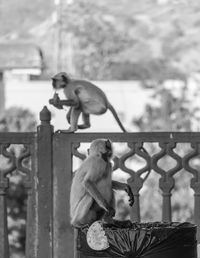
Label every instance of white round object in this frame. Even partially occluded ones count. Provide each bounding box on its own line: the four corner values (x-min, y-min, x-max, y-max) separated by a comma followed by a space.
86, 221, 109, 251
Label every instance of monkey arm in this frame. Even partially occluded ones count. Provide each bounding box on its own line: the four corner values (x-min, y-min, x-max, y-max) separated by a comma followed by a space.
49, 98, 63, 109
112, 181, 129, 190
83, 179, 115, 217
49, 93, 79, 109
59, 99, 78, 107
112, 181, 134, 206
49, 98, 78, 109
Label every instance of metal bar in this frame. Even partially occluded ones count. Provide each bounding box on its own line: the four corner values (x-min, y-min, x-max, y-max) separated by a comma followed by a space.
130, 194, 140, 222
55, 131, 200, 143
25, 142, 38, 258
0, 132, 36, 144
162, 194, 172, 222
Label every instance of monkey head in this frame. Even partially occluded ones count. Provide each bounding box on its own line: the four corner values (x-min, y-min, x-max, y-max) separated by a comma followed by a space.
89, 139, 113, 161
51, 72, 70, 90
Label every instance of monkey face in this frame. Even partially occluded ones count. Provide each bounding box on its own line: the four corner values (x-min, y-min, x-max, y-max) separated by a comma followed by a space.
51, 72, 69, 89
89, 139, 113, 160
105, 139, 112, 158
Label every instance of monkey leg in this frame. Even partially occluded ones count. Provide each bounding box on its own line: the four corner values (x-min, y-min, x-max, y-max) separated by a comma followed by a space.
102, 192, 115, 224
71, 196, 97, 227
78, 113, 91, 129
90, 201, 106, 220
66, 107, 81, 132
66, 107, 72, 124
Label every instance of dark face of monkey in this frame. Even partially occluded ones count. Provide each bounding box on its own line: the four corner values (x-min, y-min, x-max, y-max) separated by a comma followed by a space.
88, 139, 112, 162
52, 72, 70, 90
105, 139, 112, 158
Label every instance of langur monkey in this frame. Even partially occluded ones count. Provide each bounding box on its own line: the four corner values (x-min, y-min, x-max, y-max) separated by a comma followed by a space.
50, 72, 127, 132
70, 139, 134, 228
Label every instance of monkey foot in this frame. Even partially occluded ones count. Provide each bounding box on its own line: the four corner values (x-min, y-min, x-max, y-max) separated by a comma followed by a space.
102, 217, 115, 225
55, 128, 76, 133
78, 124, 90, 129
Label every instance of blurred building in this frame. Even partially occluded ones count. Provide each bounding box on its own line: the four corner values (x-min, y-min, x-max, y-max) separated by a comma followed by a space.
0, 42, 44, 116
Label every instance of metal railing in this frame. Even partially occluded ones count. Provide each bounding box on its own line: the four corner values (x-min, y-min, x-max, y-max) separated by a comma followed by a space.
0, 106, 200, 258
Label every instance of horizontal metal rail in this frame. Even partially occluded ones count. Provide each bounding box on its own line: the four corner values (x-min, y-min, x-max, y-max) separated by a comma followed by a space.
0, 132, 36, 144
55, 131, 200, 143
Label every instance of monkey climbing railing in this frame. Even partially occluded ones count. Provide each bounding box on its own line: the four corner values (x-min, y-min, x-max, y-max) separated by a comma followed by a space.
0, 106, 200, 258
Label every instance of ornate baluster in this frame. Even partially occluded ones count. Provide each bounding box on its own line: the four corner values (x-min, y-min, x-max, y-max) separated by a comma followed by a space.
16, 144, 35, 258
152, 142, 179, 222
16, 144, 31, 188
183, 142, 200, 241
120, 142, 146, 222
72, 143, 86, 161
128, 175, 143, 222
0, 144, 17, 258
159, 176, 175, 222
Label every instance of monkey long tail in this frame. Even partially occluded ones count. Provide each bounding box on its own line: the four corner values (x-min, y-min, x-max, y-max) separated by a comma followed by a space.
108, 103, 127, 132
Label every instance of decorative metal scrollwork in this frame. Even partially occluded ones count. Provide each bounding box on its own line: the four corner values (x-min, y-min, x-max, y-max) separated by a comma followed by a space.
182, 142, 200, 194
0, 144, 16, 191
72, 143, 86, 160
152, 142, 182, 178
0, 143, 32, 191
71, 139, 200, 198
119, 142, 137, 175
182, 142, 199, 178
112, 156, 120, 171
0, 144, 17, 176
16, 144, 32, 189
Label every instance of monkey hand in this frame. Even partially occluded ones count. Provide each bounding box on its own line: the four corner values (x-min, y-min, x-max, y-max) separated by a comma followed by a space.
106, 206, 115, 218
125, 185, 134, 206
49, 93, 63, 109
103, 207, 115, 225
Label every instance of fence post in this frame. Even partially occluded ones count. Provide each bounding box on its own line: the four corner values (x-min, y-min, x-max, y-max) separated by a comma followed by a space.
37, 106, 53, 258
53, 133, 74, 258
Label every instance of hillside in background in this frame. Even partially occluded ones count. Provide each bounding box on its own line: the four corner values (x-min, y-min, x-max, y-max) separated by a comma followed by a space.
0, 0, 54, 38
1, 0, 200, 80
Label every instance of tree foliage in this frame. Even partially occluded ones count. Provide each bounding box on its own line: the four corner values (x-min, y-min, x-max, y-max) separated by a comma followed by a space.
58, 0, 200, 80
2, 0, 200, 80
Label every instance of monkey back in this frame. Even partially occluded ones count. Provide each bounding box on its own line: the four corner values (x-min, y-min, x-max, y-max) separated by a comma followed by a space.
71, 82, 109, 115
